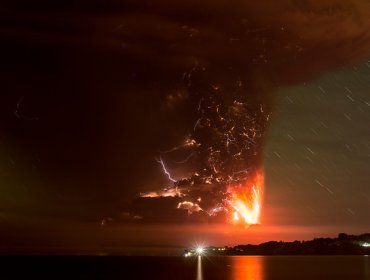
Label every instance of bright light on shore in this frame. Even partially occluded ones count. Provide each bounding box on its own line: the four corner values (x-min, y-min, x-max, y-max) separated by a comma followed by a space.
196, 247, 204, 255
362, 242, 370, 247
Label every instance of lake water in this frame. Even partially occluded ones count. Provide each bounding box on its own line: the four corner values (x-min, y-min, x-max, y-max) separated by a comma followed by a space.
1, 255, 369, 279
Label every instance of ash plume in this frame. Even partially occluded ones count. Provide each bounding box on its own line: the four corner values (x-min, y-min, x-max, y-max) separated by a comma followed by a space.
132, 0, 370, 222
2, 0, 370, 223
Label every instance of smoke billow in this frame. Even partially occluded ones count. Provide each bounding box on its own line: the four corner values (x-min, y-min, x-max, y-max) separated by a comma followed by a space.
131, 0, 370, 222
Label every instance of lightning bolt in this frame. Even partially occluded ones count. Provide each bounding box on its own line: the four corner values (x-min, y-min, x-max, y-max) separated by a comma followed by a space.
156, 157, 177, 182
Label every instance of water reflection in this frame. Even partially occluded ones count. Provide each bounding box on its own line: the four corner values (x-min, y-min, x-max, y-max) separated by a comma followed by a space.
231, 256, 264, 280
196, 256, 203, 280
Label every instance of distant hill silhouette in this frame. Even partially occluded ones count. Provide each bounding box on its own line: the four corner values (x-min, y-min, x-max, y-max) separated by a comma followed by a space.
184, 233, 370, 256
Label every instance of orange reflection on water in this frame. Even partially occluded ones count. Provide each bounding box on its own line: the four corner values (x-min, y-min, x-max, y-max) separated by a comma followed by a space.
231, 256, 264, 280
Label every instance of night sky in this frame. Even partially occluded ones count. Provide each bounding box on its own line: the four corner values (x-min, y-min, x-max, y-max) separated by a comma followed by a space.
0, 0, 370, 254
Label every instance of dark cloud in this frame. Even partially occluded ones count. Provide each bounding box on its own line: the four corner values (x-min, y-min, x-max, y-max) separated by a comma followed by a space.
1, 0, 370, 225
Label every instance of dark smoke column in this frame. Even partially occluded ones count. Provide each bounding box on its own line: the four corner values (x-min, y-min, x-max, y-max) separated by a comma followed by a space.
137, 0, 370, 225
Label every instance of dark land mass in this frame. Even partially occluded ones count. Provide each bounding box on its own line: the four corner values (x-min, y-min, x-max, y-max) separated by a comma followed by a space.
185, 233, 370, 256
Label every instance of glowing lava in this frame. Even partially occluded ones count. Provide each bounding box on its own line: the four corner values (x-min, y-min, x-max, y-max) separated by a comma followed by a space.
228, 170, 264, 226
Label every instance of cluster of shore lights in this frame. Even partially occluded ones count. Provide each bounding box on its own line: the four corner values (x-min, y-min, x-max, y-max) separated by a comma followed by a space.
184, 247, 205, 257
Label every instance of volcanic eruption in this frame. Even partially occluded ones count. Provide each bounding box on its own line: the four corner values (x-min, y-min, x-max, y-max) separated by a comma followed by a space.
131, 0, 370, 225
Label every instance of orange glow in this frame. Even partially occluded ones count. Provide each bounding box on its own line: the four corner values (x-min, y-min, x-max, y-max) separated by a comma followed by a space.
231, 256, 264, 280
228, 170, 264, 226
